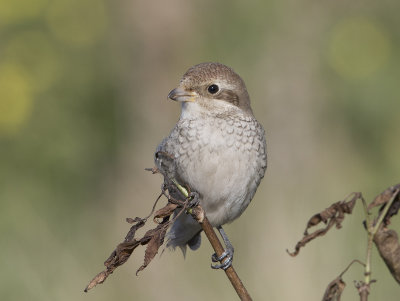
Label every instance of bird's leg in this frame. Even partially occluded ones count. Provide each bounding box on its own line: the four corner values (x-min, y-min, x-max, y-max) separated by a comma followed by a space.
211, 226, 234, 270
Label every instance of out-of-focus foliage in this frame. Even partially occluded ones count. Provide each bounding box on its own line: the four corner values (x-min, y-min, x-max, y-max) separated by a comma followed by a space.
0, 1, 117, 300
1, 0, 399, 300
327, 17, 391, 80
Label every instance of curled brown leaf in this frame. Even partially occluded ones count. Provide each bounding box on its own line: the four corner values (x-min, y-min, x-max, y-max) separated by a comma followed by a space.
321, 260, 365, 301
124, 217, 146, 241
368, 184, 400, 212
154, 203, 178, 223
374, 226, 400, 285
322, 276, 346, 301
136, 218, 169, 275
379, 186, 400, 226
288, 193, 359, 256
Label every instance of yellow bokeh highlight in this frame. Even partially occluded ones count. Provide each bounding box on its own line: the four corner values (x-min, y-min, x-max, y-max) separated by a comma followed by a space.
4, 30, 61, 92
0, 63, 33, 135
45, 0, 108, 47
0, 0, 48, 26
328, 17, 391, 79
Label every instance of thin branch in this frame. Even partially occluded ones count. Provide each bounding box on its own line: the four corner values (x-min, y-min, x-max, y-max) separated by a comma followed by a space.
172, 179, 252, 301
339, 259, 366, 278
371, 189, 399, 236
360, 194, 370, 228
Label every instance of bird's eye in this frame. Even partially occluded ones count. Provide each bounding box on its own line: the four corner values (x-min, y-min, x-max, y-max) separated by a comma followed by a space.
207, 84, 219, 94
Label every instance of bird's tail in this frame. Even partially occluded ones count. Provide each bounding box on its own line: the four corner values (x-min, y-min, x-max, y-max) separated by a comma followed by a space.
167, 212, 202, 257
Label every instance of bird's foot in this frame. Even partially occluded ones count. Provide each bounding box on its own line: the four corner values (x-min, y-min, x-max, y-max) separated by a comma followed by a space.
211, 247, 234, 270
188, 191, 200, 208
210, 226, 235, 270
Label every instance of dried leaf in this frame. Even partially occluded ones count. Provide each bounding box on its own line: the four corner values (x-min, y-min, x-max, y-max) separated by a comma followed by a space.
306, 195, 357, 234
105, 240, 142, 266
321, 259, 367, 301
126, 216, 144, 224
374, 227, 400, 284
124, 217, 146, 241
84, 239, 142, 292
84, 217, 147, 292
136, 218, 169, 275
368, 189, 394, 210
381, 189, 400, 225
84, 270, 109, 292
154, 203, 178, 223
85, 201, 177, 292
288, 193, 359, 256
368, 184, 400, 211
322, 276, 346, 301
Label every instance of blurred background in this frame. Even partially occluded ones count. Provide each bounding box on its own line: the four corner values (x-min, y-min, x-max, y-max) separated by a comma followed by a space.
1, 0, 399, 300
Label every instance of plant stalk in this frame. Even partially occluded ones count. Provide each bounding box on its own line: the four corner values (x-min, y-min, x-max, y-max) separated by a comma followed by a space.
172, 178, 252, 301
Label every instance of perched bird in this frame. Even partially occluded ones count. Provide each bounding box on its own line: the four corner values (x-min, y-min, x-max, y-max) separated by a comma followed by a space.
155, 62, 267, 269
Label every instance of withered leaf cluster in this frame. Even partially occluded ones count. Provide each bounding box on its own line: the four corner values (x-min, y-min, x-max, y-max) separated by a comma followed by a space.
321, 260, 365, 301
84, 184, 183, 292
84, 153, 253, 300
287, 192, 359, 257
288, 184, 400, 300
85, 152, 196, 293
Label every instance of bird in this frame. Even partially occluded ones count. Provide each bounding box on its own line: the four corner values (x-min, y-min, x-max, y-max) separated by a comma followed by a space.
155, 62, 267, 269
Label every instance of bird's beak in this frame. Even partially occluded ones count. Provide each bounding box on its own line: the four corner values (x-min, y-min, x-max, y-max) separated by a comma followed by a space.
167, 87, 197, 102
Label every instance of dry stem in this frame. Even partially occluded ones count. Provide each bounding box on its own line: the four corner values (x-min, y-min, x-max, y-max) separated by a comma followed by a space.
173, 180, 252, 301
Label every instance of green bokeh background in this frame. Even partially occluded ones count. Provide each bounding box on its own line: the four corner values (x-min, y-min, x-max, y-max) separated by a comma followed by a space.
1, 0, 399, 300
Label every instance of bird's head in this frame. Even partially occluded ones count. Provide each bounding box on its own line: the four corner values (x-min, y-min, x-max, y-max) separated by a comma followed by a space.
168, 62, 253, 117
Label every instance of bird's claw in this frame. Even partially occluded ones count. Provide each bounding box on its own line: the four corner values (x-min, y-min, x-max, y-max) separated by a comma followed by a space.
211, 249, 233, 270
188, 191, 200, 208
211, 250, 228, 262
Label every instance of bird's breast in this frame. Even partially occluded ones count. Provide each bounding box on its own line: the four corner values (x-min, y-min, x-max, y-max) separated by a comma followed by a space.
168, 114, 267, 225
